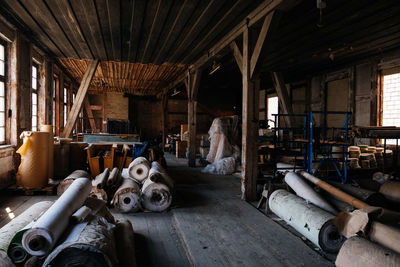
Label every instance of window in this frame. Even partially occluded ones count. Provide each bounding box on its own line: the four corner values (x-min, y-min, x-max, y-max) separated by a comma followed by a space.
0, 42, 6, 143
267, 96, 279, 128
382, 72, 400, 144
31, 64, 38, 131
52, 77, 57, 134
63, 87, 68, 126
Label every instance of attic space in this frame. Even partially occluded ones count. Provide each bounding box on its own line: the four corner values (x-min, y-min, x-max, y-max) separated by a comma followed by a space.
0, 1, 400, 266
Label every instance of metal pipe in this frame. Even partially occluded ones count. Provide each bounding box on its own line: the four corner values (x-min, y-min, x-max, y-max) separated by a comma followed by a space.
300, 171, 369, 209
269, 189, 345, 253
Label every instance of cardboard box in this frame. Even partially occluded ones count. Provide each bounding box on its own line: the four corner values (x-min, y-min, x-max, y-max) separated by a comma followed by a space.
176, 140, 188, 158
180, 124, 188, 139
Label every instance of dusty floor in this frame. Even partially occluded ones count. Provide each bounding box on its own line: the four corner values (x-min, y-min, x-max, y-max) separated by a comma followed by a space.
0, 154, 332, 266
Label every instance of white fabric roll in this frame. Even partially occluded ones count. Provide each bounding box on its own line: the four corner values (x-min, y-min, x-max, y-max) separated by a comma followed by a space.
148, 161, 174, 189
141, 179, 172, 212
22, 178, 92, 256
111, 178, 141, 213
128, 157, 150, 182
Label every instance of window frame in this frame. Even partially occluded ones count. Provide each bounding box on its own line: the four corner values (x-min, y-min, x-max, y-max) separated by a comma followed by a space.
31, 62, 39, 131
0, 39, 7, 144
63, 85, 68, 126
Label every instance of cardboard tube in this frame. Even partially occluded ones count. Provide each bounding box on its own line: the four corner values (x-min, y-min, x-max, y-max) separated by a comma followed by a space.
300, 171, 369, 209
40, 125, 54, 180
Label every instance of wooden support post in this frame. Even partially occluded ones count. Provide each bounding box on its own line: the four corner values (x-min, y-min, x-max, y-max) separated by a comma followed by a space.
84, 97, 97, 132
8, 33, 32, 146
161, 88, 168, 151
102, 91, 107, 132
62, 60, 98, 138
38, 59, 53, 126
271, 72, 294, 127
241, 26, 259, 201
186, 70, 201, 167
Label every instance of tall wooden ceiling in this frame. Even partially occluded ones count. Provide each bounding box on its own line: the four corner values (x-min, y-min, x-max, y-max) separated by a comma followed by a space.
0, 0, 261, 64
58, 59, 186, 95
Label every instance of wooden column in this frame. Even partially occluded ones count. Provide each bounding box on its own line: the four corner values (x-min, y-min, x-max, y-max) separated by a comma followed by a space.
102, 91, 107, 132
62, 60, 98, 138
84, 97, 97, 132
161, 89, 168, 151
38, 59, 53, 126
186, 70, 201, 167
241, 26, 259, 201
8, 33, 32, 147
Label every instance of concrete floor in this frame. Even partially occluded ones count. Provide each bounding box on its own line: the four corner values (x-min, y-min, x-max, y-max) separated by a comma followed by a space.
0, 154, 333, 267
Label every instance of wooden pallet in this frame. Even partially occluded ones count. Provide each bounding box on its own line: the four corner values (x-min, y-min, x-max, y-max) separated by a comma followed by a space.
6, 184, 57, 196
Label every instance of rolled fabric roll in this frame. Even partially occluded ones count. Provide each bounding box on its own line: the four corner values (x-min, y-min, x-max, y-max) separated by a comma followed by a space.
285, 172, 337, 214
148, 161, 174, 189
128, 157, 150, 182
57, 170, 91, 196
336, 236, 400, 267
16, 131, 50, 188
0, 201, 53, 266
22, 178, 92, 257
269, 189, 345, 253
42, 215, 118, 267
111, 178, 141, 213
141, 178, 172, 212
379, 181, 400, 203
92, 168, 110, 189
71, 206, 92, 224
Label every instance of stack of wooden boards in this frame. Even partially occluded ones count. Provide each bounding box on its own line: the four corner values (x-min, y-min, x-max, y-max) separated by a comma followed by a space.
0, 178, 136, 267
58, 156, 174, 213
347, 145, 393, 170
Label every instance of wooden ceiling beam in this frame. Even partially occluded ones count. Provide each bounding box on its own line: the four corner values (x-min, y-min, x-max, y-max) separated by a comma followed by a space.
62, 60, 99, 138
191, 0, 285, 70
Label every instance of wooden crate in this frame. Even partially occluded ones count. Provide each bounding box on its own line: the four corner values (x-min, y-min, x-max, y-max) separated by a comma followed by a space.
176, 141, 187, 158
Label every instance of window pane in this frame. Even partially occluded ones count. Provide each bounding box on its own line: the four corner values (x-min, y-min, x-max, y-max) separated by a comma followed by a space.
0, 45, 4, 60
0, 82, 4, 97
32, 93, 37, 104
0, 112, 4, 127
0, 61, 4, 76
0, 127, 5, 143
32, 78, 37, 90
382, 73, 400, 145
32, 106, 37, 116
267, 96, 279, 128
0, 97, 4, 111
32, 66, 37, 79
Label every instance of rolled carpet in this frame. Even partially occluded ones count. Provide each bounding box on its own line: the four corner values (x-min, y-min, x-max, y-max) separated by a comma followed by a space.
43, 208, 118, 267
141, 162, 173, 212
128, 157, 150, 183
57, 170, 91, 196
112, 178, 141, 213
22, 178, 92, 257
0, 201, 53, 266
